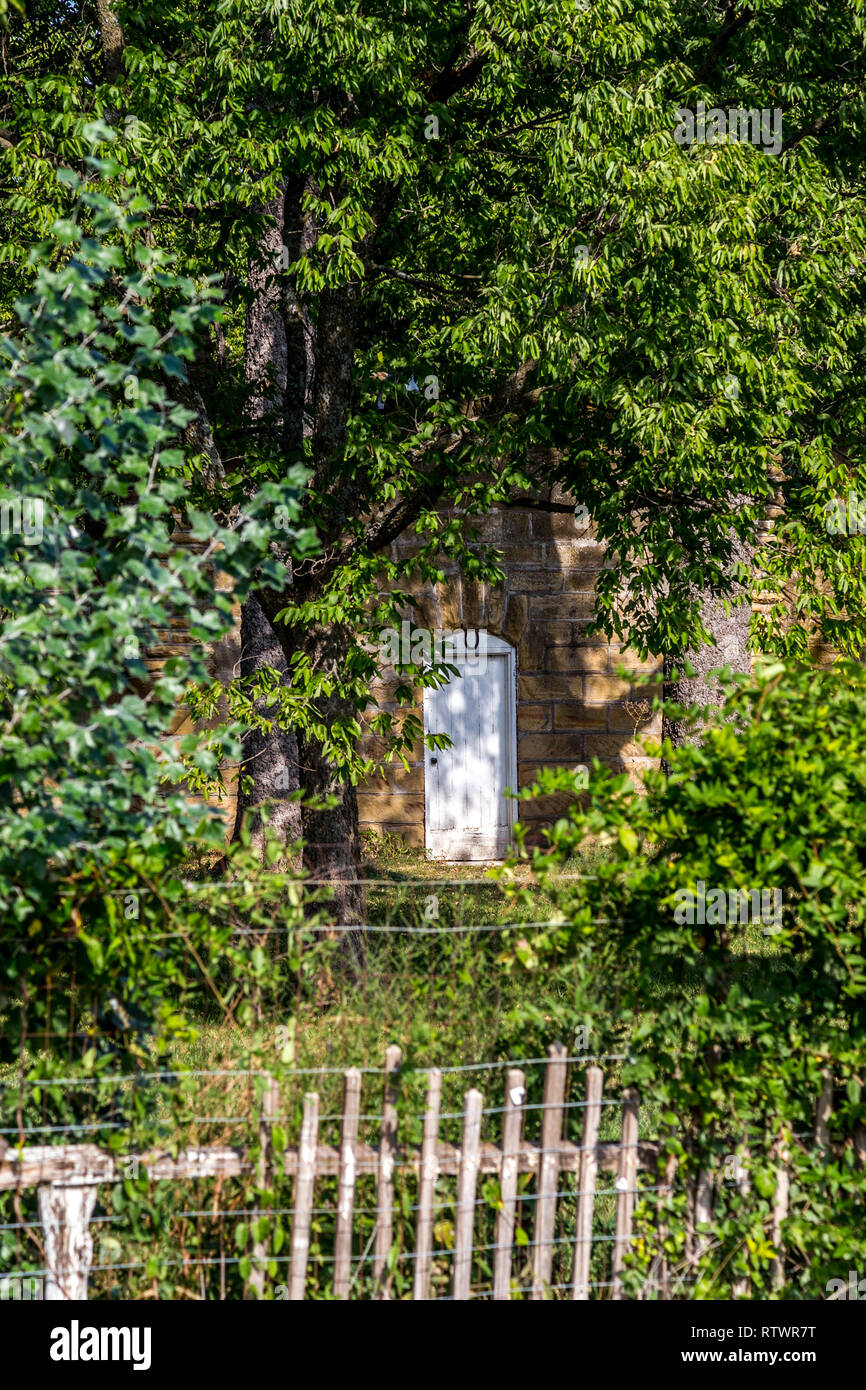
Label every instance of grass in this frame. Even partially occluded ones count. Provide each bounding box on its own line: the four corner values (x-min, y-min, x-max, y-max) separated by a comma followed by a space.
0, 831, 799, 1300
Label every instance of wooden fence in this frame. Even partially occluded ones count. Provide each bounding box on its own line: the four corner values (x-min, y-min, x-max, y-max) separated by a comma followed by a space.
0, 1043, 668, 1301
2, 1043, 852, 1302
0, 1042, 684, 1301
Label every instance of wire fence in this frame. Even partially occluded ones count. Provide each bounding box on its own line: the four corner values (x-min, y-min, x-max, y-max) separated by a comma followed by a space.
0, 1046, 675, 1301
0, 868, 858, 1300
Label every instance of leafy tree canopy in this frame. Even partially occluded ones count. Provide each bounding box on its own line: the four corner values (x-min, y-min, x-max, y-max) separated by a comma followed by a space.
2, 0, 866, 670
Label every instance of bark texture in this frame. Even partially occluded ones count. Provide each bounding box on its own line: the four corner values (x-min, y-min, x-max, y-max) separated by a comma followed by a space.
95, 0, 125, 81
235, 187, 304, 857
236, 182, 366, 930
292, 618, 364, 931
233, 593, 302, 861
663, 527, 754, 749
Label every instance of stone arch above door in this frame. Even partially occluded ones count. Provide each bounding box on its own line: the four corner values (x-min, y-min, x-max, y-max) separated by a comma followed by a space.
357, 502, 662, 850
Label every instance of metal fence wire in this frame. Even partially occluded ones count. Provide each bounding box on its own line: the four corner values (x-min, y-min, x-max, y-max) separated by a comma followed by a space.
0, 872, 844, 1300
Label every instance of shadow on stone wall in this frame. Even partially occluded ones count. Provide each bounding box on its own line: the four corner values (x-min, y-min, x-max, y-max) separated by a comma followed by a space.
358, 488, 662, 853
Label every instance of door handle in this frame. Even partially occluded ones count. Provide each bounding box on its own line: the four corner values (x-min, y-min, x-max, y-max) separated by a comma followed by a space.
430, 757, 437, 766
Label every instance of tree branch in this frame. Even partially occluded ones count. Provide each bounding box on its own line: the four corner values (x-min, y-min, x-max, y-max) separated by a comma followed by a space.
298, 359, 547, 586
782, 89, 863, 152
427, 46, 488, 104
693, 5, 754, 86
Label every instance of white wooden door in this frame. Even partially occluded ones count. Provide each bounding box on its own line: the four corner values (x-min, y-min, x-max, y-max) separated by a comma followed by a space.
423, 634, 517, 861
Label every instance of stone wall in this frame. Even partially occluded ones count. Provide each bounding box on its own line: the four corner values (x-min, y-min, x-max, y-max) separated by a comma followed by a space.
357, 498, 662, 848
157, 476, 824, 855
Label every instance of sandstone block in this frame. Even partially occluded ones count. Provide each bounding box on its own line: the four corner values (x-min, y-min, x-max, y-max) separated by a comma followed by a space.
584, 734, 652, 761
434, 578, 462, 628
483, 582, 507, 632
531, 594, 596, 621
553, 702, 608, 730
610, 647, 662, 675
585, 673, 631, 702
462, 579, 485, 628
517, 704, 552, 732
519, 627, 545, 669
503, 593, 529, 646
499, 510, 533, 541
546, 646, 599, 673
519, 674, 584, 700
356, 792, 425, 823
509, 570, 560, 593
518, 732, 587, 761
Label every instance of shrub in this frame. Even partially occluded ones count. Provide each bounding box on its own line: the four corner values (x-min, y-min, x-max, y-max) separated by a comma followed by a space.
0, 164, 313, 1072
504, 659, 866, 1296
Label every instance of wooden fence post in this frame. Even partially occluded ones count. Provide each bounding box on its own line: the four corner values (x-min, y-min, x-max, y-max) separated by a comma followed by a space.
38, 1180, 99, 1301
770, 1129, 790, 1293
16, 1042, 688, 1304
374, 1044, 401, 1297
289, 1092, 319, 1301
572, 1065, 603, 1301
646, 1148, 679, 1301
452, 1088, 483, 1301
250, 1076, 280, 1300
684, 1160, 712, 1281
611, 1087, 639, 1300
493, 1067, 525, 1300
333, 1068, 362, 1299
693, 1167, 713, 1276
412, 1068, 442, 1302
815, 1072, 834, 1148
731, 1144, 752, 1299
531, 1041, 568, 1300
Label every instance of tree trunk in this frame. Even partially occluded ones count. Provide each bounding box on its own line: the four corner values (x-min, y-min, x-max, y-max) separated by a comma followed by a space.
95, 0, 125, 82
233, 186, 303, 859
663, 528, 754, 750
234, 180, 366, 929
232, 593, 302, 862
292, 618, 365, 936
244, 190, 290, 425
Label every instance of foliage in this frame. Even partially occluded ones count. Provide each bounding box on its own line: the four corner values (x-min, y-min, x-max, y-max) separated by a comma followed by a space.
502, 658, 866, 1295
2, 0, 866, 678
1, 3, 865, 1302
0, 860, 584, 1299
0, 167, 314, 1061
